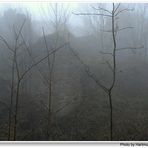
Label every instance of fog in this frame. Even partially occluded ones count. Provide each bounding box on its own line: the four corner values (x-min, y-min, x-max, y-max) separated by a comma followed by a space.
0, 3, 148, 141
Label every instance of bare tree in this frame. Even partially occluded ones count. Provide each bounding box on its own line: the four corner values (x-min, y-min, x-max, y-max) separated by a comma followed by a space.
72, 3, 143, 140
0, 19, 26, 140
0, 18, 67, 140
40, 3, 70, 139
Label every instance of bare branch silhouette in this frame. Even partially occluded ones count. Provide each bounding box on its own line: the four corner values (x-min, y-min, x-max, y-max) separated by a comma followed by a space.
91, 6, 112, 14
100, 51, 113, 56
69, 46, 109, 93
72, 12, 112, 17
0, 36, 14, 52
116, 46, 144, 51
19, 42, 68, 81
115, 8, 134, 16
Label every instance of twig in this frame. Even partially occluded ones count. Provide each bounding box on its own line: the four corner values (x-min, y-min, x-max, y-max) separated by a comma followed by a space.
55, 101, 72, 114
72, 12, 112, 17
115, 8, 134, 16
106, 60, 113, 72
116, 46, 144, 51
114, 3, 121, 13
91, 6, 112, 14
100, 51, 113, 56
117, 27, 134, 32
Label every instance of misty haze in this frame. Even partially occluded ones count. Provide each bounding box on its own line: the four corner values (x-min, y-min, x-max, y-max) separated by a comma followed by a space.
0, 2, 147, 141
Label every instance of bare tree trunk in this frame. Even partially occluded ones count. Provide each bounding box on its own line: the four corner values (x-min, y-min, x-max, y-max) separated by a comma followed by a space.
13, 79, 20, 141
41, 3, 70, 139
108, 91, 113, 141
46, 81, 52, 139
0, 24, 66, 140
8, 56, 15, 140
107, 4, 116, 140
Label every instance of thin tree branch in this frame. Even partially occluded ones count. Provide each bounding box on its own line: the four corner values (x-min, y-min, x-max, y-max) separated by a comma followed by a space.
19, 42, 68, 81
20, 33, 49, 86
115, 8, 134, 16
69, 46, 109, 93
0, 36, 14, 52
15, 18, 26, 41
116, 46, 144, 51
114, 3, 121, 13
42, 27, 51, 74
117, 27, 134, 32
100, 51, 113, 56
105, 60, 113, 72
72, 12, 112, 17
91, 6, 112, 14
15, 57, 20, 80
55, 101, 72, 114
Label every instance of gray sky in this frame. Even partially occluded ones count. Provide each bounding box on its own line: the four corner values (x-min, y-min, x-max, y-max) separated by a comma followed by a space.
0, 2, 79, 19
0, 2, 87, 36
